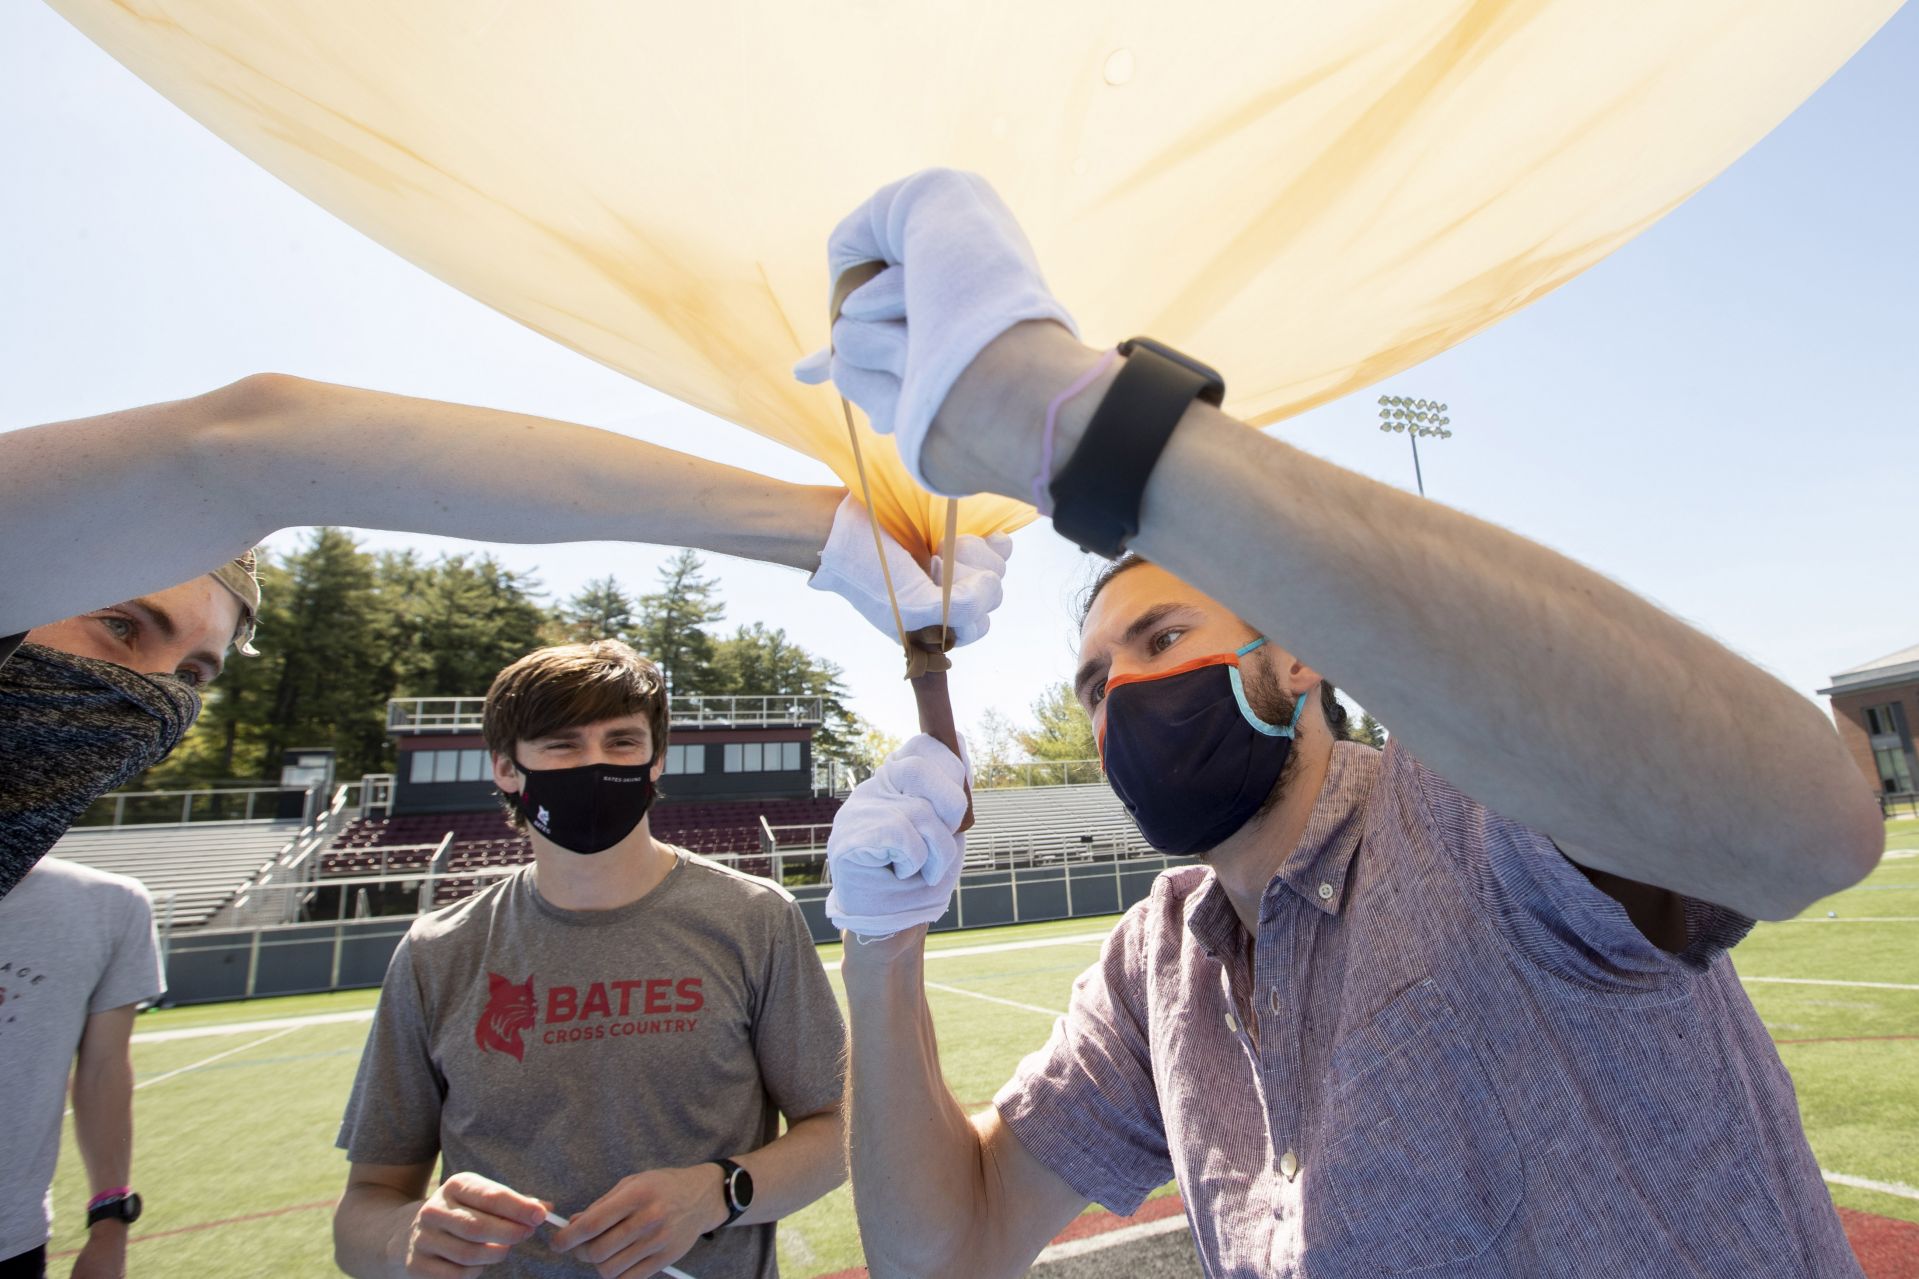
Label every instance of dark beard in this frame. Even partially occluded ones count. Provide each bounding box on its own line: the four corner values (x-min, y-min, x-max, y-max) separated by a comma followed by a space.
1191, 659, 1301, 861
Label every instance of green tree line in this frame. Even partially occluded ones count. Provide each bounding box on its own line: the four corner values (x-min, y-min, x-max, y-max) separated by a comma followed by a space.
145, 531, 872, 789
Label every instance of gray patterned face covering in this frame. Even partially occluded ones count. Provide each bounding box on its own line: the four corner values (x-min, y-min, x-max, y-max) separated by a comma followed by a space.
0, 643, 201, 900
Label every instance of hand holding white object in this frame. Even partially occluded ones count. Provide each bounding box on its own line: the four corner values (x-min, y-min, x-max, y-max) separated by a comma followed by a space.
826, 734, 972, 938
810, 495, 1011, 647
793, 169, 1076, 494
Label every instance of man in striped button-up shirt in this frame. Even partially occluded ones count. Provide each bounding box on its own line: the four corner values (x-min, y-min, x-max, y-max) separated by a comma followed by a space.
816, 172, 1883, 1277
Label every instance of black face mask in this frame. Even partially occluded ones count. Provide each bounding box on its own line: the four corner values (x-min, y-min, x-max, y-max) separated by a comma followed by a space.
1099, 638, 1307, 856
507, 757, 658, 855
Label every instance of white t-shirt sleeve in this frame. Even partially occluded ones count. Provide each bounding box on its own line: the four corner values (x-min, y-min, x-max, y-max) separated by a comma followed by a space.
90, 879, 164, 1013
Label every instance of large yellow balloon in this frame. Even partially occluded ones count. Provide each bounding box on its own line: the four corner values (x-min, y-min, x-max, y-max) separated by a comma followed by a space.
46, 0, 1899, 552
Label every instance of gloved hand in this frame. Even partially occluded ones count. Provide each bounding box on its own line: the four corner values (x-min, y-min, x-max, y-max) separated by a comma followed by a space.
793, 169, 1076, 493
826, 734, 971, 938
809, 495, 1012, 647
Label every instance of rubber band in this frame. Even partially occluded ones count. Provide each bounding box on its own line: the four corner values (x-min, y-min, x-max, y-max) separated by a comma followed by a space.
88, 1187, 132, 1211
1034, 347, 1119, 515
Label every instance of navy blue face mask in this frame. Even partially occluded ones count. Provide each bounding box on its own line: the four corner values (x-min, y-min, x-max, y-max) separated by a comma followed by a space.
507, 757, 658, 855
1098, 638, 1307, 855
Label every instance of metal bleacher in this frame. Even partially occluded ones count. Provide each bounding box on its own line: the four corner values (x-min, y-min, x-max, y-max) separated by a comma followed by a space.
962, 784, 1147, 867
47, 820, 307, 931
321, 797, 847, 907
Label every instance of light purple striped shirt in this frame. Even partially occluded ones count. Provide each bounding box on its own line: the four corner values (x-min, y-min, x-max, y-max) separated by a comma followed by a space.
995, 741, 1862, 1277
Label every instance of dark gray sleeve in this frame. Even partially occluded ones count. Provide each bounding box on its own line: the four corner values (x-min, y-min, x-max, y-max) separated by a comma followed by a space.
338, 936, 447, 1166
750, 899, 846, 1123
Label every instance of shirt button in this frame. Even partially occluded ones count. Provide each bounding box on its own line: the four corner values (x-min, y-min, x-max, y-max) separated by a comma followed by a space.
1280, 1149, 1300, 1180
1268, 988, 1281, 1014
1317, 882, 1334, 901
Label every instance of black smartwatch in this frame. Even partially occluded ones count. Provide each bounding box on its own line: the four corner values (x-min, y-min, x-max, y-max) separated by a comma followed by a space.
86, 1190, 142, 1229
1048, 337, 1226, 559
702, 1159, 753, 1240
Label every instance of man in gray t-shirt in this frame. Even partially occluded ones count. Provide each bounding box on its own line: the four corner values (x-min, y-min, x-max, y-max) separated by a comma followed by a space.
333, 641, 847, 1279
0, 858, 165, 1278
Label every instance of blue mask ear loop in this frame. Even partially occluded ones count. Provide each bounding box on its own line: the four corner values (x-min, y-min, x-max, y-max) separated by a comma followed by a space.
1228, 637, 1310, 738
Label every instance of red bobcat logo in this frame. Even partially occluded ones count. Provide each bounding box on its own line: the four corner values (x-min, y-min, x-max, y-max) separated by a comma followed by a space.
476, 973, 537, 1062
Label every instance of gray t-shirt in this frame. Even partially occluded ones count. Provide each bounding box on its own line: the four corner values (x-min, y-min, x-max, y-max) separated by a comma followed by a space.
0, 857, 164, 1256
337, 852, 845, 1278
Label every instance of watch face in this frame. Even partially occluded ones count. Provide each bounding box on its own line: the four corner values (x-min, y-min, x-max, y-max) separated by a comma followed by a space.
730, 1166, 754, 1210
123, 1192, 143, 1224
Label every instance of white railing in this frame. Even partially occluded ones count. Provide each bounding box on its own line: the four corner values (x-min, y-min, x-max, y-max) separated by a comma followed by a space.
76, 785, 309, 828
214, 781, 363, 931
973, 760, 1103, 789
360, 774, 395, 817
387, 694, 825, 732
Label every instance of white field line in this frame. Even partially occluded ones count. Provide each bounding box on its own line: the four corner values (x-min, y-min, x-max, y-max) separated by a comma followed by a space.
1823, 1171, 1919, 1203
1033, 1213, 1189, 1263
1742, 976, 1919, 992
135, 1026, 304, 1091
133, 1008, 375, 1044
924, 981, 1066, 1018
134, 930, 1112, 1042
1767, 917, 1919, 924
73, 1024, 307, 1116
823, 930, 1110, 973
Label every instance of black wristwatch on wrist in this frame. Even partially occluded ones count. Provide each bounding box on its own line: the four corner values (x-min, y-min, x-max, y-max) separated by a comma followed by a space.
702, 1159, 753, 1240
1048, 337, 1226, 559
86, 1190, 142, 1229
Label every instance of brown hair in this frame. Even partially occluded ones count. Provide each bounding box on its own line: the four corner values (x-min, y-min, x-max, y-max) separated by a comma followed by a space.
483, 639, 671, 771
1077, 553, 1351, 739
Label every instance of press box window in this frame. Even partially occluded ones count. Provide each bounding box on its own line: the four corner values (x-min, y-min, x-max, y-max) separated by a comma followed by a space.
409, 748, 490, 784
663, 744, 704, 775
722, 741, 804, 772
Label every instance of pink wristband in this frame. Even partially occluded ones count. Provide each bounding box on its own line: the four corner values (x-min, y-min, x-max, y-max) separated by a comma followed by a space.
88, 1187, 132, 1211
1033, 348, 1120, 515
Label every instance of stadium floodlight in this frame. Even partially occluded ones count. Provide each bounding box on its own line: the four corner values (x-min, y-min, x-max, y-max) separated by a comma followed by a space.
1375, 394, 1456, 497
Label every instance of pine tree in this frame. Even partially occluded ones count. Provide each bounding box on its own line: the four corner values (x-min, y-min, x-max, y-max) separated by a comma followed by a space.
1017, 680, 1098, 772
1349, 712, 1387, 748
559, 575, 638, 645
633, 550, 725, 693
709, 622, 864, 769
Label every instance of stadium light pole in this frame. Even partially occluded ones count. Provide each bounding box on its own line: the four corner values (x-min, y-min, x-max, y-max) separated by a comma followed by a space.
1377, 395, 1453, 497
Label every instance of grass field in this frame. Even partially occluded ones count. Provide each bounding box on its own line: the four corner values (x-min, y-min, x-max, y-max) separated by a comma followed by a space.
44, 827, 1919, 1276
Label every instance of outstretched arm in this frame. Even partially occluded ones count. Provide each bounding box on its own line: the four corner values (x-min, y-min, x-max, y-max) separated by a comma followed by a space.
924, 321, 1882, 919
841, 927, 1087, 1279
0, 374, 841, 635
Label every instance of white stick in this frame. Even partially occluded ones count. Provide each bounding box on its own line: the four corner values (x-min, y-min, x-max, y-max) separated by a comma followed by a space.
542, 1211, 696, 1279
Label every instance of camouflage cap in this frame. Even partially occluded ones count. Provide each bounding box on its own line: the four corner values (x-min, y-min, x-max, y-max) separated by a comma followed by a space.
209, 549, 261, 656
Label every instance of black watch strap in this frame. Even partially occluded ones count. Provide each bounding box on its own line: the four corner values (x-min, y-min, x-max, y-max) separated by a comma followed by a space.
703, 1158, 750, 1240
1048, 337, 1225, 558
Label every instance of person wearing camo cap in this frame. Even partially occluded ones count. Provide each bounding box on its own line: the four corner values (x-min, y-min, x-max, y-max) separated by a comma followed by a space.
0, 552, 261, 903
0, 374, 1017, 903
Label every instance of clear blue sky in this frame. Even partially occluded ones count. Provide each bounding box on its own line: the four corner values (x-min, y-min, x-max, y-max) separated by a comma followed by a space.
3, 4, 1914, 748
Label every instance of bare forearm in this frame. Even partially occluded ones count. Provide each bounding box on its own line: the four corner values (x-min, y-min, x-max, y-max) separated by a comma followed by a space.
332, 1183, 419, 1279
1, 375, 842, 633
931, 326, 1882, 917
71, 1058, 133, 1193
729, 1110, 844, 1228
841, 929, 996, 1278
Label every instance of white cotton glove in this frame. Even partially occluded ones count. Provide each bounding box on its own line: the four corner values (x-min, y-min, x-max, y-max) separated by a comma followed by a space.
809, 495, 1012, 647
793, 168, 1077, 494
827, 734, 972, 938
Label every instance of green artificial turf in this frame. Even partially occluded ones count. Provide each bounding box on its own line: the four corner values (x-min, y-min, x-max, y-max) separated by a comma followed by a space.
43, 843, 1918, 1274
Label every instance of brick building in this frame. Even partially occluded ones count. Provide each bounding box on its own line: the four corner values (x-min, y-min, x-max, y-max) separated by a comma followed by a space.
1819, 643, 1919, 798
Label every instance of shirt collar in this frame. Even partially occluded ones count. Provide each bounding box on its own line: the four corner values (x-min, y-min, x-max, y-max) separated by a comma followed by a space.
1183, 741, 1381, 956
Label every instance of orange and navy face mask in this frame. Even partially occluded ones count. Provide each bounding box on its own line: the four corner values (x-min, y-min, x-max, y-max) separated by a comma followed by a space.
1098, 638, 1306, 855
